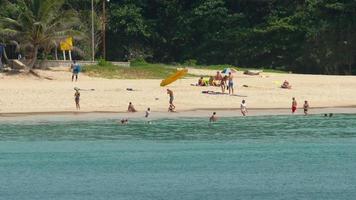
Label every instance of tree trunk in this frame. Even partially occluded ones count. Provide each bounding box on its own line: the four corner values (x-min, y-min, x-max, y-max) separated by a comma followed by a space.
28, 45, 39, 70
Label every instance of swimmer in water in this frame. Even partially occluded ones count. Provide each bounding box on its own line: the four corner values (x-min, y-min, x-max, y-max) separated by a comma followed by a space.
120, 119, 128, 124
209, 112, 218, 122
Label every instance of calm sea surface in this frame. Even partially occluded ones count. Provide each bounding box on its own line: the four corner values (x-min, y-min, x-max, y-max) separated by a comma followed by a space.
0, 115, 355, 200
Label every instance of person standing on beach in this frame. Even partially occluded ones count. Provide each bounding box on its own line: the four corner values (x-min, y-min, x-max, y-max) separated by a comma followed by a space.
167, 89, 175, 111
241, 100, 248, 116
74, 90, 80, 110
292, 97, 297, 114
210, 112, 218, 122
303, 101, 309, 115
71, 60, 81, 82
228, 72, 234, 95
221, 75, 227, 93
145, 108, 151, 118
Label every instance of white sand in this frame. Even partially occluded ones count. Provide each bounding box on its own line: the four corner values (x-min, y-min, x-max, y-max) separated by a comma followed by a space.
0, 67, 355, 116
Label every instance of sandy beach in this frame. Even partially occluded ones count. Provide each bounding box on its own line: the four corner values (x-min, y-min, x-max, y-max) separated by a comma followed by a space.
0, 67, 355, 117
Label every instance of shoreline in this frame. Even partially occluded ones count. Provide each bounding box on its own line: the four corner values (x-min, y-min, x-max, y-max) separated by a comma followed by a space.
1, 106, 356, 122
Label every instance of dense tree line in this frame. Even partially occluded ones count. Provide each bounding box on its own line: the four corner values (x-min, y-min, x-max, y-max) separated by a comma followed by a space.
1, 0, 356, 74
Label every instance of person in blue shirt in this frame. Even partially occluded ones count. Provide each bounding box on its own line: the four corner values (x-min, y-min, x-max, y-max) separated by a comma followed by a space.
71, 60, 81, 82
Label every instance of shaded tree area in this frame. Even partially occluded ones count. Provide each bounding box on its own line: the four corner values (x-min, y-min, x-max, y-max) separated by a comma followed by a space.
1, 0, 356, 74
106, 0, 356, 74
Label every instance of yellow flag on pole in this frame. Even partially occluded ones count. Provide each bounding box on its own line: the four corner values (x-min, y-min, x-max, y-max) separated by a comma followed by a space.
60, 37, 73, 51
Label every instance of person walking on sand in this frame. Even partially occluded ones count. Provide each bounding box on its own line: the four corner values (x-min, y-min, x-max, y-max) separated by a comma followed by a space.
241, 100, 248, 116
74, 90, 80, 110
210, 112, 218, 122
128, 102, 137, 112
71, 60, 81, 82
167, 89, 176, 111
303, 101, 309, 115
228, 72, 234, 95
292, 97, 297, 114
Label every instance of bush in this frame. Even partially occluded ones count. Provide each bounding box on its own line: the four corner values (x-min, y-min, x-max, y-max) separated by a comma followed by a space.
131, 57, 148, 66
183, 59, 197, 66
97, 58, 113, 67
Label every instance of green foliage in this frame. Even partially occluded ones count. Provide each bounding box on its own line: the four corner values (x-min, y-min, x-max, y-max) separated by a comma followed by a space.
83, 62, 177, 79
2, 0, 356, 74
0, 0, 82, 69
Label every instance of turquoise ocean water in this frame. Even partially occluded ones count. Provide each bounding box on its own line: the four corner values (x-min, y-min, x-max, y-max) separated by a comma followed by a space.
0, 115, 356, 200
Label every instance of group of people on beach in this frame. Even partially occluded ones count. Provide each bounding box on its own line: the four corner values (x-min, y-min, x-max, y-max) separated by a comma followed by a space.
70, 61, 317, 122
197, 71, 235, 95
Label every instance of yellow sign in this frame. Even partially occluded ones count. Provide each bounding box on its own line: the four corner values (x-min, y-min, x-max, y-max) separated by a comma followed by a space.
60, 37, 73, 51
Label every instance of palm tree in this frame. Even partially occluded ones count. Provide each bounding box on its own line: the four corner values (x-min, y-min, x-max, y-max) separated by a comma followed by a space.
0, 0, 81, 70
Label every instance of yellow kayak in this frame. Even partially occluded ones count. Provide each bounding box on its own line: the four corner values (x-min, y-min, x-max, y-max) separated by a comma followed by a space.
160, 69, 188, 87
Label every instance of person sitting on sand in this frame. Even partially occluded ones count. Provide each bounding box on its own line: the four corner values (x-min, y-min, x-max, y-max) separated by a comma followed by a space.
74, 90, 80, 110
281, 80, 292, 89
292, 97, 297, 114
209, 76, 218, 86
241, 100, 248, 116
168, 104, 176, 112
210, 112, 218, 122
198, 77, 206, 86
221, 75, 227, 93
128, 102, 137, 112
303, 101, 309, 115
215, 71, 223, 82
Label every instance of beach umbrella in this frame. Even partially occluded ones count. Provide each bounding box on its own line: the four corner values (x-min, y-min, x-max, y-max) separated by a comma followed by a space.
221, 68, 237, 74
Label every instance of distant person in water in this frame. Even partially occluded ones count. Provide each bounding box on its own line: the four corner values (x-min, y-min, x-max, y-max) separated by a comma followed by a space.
71, 60, 81, 82
241, 100, 248, 116
303, 100, 309, 115
145, 108, 151, 118
329, 113, 333, 117
292, 97, 297, 114
210, 112, 218, 122
127, 102, 137, 112
74, 90, 80, 110
120, 119, 128, 124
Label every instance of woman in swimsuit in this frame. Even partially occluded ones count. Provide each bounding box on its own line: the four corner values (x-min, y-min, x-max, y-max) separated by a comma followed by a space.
74, 90, 80, 110
221, 75, 227, 93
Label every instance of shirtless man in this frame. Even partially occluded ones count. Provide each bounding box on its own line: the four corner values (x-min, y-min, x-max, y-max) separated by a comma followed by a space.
167, 89, 176, 111
209, 112, 218, 122
303, 101, 309, 115
292, 97, 297, 114
127, 102, 137, 112
228, 72, 234, 95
